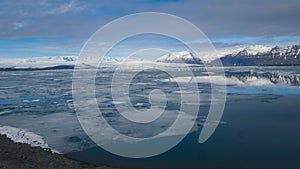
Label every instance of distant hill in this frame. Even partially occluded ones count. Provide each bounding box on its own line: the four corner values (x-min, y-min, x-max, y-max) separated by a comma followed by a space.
0, 65, 75, 71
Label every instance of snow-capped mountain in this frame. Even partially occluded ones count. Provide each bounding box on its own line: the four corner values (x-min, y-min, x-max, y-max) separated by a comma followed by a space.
154, 45, 283, 65
155, 51, 202, 64
214, 45, 300, 66
0, 56, 78, 69
231, 45, 273, 56
0, 56, 123, 69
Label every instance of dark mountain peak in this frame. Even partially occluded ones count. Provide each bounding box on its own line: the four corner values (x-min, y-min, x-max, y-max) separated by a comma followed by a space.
271, 46, 280, 52
291, 45, 300, 50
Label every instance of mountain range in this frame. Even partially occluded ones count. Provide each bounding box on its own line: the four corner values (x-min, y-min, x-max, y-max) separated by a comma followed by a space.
156, 45, 300, 66
1, 45, 300, 70
216, 45, 300, 66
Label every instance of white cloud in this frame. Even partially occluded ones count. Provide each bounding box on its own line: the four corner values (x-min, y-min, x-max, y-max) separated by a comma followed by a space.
12, 21, 27, 30
45, 0, 85, 15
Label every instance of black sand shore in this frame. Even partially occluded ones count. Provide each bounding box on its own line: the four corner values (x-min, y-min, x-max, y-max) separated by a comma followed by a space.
0, 134, 116, 169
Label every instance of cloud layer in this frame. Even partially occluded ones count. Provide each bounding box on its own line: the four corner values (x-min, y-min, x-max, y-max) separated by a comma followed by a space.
1, 0, 300, 38
0, 0, 300, 57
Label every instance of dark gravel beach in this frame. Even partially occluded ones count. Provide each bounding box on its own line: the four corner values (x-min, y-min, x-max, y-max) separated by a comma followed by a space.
0, 134, 116, 169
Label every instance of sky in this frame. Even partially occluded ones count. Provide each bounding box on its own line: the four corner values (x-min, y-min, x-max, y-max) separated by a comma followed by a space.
1, 0, 300, 58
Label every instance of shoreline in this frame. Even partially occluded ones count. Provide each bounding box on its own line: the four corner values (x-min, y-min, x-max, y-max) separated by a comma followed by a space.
0, 134, 116, 169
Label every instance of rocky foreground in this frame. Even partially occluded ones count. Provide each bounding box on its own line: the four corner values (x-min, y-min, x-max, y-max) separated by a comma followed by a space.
0, 134, 116, 169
